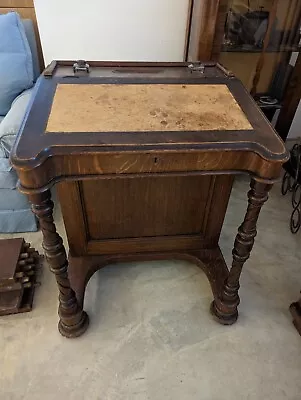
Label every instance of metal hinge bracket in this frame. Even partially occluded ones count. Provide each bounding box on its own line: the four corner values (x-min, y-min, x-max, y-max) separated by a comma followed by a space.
73, 60, 90, 74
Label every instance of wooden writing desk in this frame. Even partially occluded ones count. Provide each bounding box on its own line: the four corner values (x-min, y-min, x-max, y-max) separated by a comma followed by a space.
11, 61, 288, 338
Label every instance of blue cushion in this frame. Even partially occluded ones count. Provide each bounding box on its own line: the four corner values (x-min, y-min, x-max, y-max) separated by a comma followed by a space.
0, 187, 31, 210
0, 88, 34, 157
0, 158, 15, 187
22, 19, 40, 81
0, 209, 38, 233
0, 12, 34, 116
0, 158, 38, 232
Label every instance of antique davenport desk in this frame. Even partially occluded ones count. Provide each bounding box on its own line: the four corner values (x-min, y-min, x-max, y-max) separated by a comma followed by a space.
11, 61, 288, 338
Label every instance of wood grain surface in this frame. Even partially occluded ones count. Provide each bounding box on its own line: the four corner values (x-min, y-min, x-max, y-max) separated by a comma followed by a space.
81, 175, 212, 240
0, 0, 33, 7
10, 61, 288, 337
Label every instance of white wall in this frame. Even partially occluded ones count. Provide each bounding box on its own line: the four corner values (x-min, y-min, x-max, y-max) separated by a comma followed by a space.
34, 0, 190, 65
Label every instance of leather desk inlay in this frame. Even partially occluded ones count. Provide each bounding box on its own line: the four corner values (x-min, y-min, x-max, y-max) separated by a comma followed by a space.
46, 84, 252, 133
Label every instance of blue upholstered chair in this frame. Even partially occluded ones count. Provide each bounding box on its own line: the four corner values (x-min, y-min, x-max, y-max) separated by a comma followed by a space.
0, 12, 41, 232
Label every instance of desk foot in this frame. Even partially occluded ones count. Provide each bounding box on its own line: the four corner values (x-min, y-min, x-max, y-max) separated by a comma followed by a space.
210, 300, 238, 325
58, 311, 89, 338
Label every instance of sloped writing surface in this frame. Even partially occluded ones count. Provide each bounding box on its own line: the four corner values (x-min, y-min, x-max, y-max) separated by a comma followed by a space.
46, 83, 252, 133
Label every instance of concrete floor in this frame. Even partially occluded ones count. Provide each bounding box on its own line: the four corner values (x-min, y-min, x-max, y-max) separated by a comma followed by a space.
0, 177, 301, 400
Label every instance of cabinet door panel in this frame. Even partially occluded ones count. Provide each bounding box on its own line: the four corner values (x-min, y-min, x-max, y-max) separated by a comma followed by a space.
58, 174, 233, 256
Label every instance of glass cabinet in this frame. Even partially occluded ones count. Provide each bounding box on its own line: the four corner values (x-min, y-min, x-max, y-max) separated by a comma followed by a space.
219, 1, 301, 106
188, 0, 301, 126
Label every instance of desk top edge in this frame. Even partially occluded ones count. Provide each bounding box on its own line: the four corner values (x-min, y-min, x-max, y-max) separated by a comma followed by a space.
11, 61, 288, 168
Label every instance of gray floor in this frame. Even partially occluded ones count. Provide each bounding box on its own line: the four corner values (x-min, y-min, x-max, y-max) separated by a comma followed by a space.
1, 177, 301, 400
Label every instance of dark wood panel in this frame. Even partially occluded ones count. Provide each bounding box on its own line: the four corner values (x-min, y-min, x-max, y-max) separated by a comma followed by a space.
0, 0, 33, 7
203, 174, 234, 242
57, 181, 87, 256
188, 0, 228, 60
59, 174, 233, 257
211, 0, 228, 60
0, 7, 34, 18
87, 235, 211, 255
275, 52, 301, 141
197, 0, 221, 60
81, 175, 212, 240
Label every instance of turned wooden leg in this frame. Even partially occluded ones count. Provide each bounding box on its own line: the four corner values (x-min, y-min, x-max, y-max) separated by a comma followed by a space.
29, 190, 89, 338
211, 178, 272, 325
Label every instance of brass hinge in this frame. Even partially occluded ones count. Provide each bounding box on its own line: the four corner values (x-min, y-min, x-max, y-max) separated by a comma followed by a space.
73, 60, 90, 74
188, 62, 205, 73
